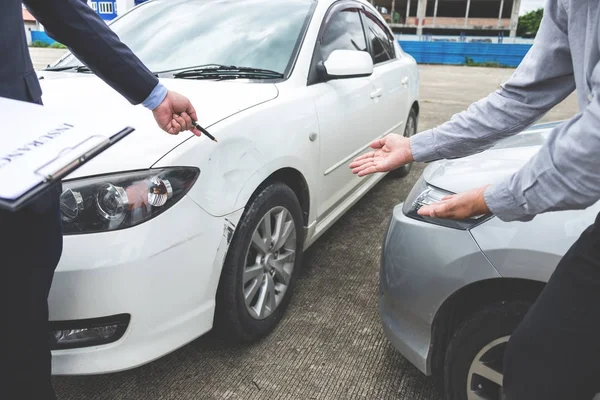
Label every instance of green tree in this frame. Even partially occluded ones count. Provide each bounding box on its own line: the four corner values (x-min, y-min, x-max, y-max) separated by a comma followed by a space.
517, 8, 544, 37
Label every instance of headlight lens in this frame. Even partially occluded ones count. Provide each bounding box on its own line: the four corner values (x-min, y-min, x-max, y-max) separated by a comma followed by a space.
402, 177, 492, 230
60, 167, 199, 235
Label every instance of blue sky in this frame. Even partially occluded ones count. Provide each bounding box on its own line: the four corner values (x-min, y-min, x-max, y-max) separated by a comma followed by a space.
520, 0, 546, 14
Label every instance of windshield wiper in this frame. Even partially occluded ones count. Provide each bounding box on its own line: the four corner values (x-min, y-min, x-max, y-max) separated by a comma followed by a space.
44, 65, 92, 73
169, 65, 284, 80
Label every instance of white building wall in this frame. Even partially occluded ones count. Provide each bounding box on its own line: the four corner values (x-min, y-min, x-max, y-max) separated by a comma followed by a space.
116, 0, 136, 16
24, 22, 35, 44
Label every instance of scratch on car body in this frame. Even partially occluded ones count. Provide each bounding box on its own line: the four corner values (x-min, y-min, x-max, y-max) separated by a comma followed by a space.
147, 232, 204, 259
223, 218, 236, 244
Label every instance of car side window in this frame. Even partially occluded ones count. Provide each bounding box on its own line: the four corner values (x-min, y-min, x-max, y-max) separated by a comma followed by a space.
320, 8, 367, 62
362, 11, 396, 64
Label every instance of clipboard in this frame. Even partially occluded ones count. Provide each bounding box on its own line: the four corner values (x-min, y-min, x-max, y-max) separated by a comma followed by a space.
0, 127, 134, 213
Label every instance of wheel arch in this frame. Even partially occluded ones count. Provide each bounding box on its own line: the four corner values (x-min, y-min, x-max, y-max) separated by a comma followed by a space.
245, 167, 311, 228
428, 278, 545, 379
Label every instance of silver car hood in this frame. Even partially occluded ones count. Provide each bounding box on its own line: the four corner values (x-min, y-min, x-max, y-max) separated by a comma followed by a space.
423, 124, 558, 193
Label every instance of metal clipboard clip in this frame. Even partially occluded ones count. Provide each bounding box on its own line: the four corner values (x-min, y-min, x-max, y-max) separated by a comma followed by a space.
34, 135, 110, 182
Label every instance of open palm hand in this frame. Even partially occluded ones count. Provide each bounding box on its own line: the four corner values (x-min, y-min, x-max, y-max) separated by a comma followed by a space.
349, 133, 413, 177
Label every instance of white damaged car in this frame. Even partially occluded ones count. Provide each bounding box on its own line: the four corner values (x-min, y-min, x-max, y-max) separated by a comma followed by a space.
38, 0, 419, 374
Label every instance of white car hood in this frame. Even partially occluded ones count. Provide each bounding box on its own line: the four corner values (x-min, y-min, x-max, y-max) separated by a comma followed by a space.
423, 127, 553, 193
36, 72, 279, 179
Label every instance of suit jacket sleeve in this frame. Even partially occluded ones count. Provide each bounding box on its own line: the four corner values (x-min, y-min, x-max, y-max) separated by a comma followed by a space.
483, 56, 600, 222
23, 0, 159, 105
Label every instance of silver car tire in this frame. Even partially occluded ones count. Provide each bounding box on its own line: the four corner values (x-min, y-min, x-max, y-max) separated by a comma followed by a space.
443, 301, 531, 400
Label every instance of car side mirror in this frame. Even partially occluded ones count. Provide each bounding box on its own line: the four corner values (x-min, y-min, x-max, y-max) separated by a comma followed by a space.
319, 49, 374, 81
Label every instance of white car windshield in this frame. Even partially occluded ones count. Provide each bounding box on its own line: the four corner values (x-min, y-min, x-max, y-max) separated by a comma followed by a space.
51, 0, 316, 75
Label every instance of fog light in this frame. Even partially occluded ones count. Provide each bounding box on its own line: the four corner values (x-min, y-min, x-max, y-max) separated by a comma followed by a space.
49, 314, 129, 350
53, 326, 117, 345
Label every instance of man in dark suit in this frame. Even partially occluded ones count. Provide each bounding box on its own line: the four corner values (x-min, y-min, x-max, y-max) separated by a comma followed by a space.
1, 1, 202, 398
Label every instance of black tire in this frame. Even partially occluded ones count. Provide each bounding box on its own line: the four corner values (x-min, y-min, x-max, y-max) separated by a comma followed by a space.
389, 107, 418, 178
444, 301, 531, 400
214, 182, 304, 343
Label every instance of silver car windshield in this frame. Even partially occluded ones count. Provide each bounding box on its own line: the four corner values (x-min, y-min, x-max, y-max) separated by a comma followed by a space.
51, 0, 315, 75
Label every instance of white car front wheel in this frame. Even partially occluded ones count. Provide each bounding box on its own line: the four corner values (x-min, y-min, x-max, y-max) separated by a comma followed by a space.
214, 182, 304, 342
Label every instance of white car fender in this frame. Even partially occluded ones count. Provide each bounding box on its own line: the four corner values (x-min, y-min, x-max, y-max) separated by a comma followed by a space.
153, 90, 321, 222
153, 130, 318, 222
231, 154, 316, 216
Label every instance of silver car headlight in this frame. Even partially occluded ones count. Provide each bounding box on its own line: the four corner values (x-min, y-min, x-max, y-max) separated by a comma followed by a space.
402, 176, 492, 230
59, 167, 200, 235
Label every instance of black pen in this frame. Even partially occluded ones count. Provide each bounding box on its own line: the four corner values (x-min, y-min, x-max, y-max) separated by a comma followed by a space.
191, 121, 218, 143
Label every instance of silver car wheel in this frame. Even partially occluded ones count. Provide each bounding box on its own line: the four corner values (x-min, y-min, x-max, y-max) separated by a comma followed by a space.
243, 206, 297, 320
467, 336, 509, 400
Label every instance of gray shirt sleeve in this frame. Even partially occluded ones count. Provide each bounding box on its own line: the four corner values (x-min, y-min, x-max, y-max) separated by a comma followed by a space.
485, 60, 600, 221
410, 0, 574, 163
408, 0, 587, 222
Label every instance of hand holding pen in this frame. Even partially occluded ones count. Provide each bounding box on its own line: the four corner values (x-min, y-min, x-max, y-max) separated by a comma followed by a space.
191, 121, 218, 142
150, 90, 217, 142
153, 90, 202, 136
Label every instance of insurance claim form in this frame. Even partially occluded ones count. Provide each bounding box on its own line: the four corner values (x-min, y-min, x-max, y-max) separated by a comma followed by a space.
0, 97, 127, 202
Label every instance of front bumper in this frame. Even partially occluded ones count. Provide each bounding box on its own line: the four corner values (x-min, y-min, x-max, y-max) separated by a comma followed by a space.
379, 203, 499, 375
49, 196, 242, 375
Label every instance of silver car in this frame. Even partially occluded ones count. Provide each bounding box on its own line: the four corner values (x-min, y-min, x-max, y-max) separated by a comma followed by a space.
379, 121, 600, 400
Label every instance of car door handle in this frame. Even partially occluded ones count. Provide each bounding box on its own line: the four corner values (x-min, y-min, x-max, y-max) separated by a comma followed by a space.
370, 88, 383, 99
401, 77, 409, 87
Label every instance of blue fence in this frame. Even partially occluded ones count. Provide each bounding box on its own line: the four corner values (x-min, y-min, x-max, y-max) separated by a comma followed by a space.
31, 31, 57, 45
399, 41, 532, 67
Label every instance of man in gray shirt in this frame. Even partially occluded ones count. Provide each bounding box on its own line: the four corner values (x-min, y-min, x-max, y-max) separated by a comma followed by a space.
351, 0, 600, 398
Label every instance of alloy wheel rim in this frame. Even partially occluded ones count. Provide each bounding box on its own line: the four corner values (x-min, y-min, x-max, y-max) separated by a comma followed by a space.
467, 336, 509, 400
242, 206, 297, 320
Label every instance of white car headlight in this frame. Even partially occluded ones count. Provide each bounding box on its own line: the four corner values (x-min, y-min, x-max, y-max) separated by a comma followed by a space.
402, 176, 492, 230
60, 167, 199, 235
